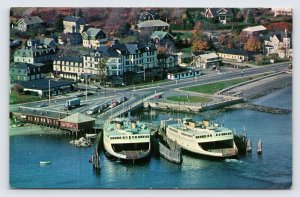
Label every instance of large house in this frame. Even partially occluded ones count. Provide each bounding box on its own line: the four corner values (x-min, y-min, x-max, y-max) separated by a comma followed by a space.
10, 62, 49, 82
150, 31, 174, 46
204, 8, 233, 24
81, 27, 107, 48
63, 16, 86, 34
137, 20, 170, 32
83, 42, 158, 85
13, 39, 57, 64
242, 25, 267, 37
15, 16, 44, 32
264, 30, 292, 59
217, 49, 257, 62
52, 56, 84, 81
193, 53, 221, 69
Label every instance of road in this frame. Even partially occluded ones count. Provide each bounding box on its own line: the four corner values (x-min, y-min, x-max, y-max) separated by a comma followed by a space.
10, 63, 290, 121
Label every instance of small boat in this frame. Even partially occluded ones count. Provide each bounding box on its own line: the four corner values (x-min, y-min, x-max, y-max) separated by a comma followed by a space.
246, 138, 252, 153
257, 139, 262, 155
40, 161, 51, 165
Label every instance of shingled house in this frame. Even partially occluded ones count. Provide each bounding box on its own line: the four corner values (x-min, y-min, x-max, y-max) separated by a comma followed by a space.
15, 16, 44, 32
81, 27, 107, 48
204, 8, 233, 24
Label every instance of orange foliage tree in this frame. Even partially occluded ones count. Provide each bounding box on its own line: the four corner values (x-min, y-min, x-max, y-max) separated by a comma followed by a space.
192, 39, 209, 53
244, 37, 262, 52
265, 22, 292, 32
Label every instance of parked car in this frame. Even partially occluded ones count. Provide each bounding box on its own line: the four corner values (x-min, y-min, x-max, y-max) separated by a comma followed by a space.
154, 94, 162, 99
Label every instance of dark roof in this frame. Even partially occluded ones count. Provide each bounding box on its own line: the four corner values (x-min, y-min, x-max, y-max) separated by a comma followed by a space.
218, 49, 257, 56
64, 16, 85, 24
54, 56, 83, 63
12, 63, 35, 70
267, 31, 291, 41
208, 8, 233, 17
18, 79, 75, 91
19, 16, 44, 25
95, 42, 156, 58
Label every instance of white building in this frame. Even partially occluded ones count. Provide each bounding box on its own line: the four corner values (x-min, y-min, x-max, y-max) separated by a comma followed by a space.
271, 8, 292, 17
193, 53, 220, 69
264, 30, 292, 59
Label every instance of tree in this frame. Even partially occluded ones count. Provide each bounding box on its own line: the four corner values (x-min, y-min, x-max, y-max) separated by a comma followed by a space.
244, 37, 262, 52
55, 15, 64, 32
265, 22, 292, 32
192, 39, 209, 53
156, 46, 169, 54
97, 57, 109, 85
247, 9, 255, 24
13, 84, 23, 93
192, 22, 202, 39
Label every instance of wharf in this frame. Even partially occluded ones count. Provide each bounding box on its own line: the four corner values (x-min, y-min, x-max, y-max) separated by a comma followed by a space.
144, 97, 243, 113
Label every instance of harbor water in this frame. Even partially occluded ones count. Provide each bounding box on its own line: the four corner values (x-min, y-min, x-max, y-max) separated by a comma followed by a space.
9, 87, 292, 189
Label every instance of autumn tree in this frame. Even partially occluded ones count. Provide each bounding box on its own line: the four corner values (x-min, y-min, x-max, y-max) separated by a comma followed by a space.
265, 22, 292, 32
192, 39, 209, 53
244, 37, 262, 52
192, 22, 203, 40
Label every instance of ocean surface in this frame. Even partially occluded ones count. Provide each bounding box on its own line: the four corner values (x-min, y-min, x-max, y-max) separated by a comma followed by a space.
9, 86, 292, 189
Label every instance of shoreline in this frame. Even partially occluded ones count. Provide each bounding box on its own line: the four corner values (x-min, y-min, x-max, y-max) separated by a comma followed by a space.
9, 123, 66, 137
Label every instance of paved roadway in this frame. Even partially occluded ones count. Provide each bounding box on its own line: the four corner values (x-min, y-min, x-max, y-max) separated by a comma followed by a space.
10, 63, 290, 120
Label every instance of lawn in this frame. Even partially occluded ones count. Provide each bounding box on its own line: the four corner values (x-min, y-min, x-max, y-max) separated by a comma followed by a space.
182, 74, 266, 94
166, 95, 211, 103
10, 91, 43, 104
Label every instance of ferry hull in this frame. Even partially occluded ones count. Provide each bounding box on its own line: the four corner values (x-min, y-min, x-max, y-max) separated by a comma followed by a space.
166, 129, 238, 158
103, 135, 151, 161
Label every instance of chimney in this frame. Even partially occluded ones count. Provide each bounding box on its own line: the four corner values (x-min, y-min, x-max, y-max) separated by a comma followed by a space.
131, 122, 136, 129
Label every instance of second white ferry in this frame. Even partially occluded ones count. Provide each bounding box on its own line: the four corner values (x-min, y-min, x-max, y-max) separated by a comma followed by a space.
164, 118, 238, 158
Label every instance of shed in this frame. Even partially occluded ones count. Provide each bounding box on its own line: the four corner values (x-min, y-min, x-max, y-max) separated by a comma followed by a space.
59, 112, 95, 132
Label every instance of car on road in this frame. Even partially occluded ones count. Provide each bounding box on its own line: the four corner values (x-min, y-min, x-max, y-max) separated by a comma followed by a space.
154, 94, 162, 99
77, 93, 85, 97
39, 103, 49, 107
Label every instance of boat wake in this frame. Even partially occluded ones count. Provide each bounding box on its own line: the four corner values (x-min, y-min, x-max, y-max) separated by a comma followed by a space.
224, 159, 243, 163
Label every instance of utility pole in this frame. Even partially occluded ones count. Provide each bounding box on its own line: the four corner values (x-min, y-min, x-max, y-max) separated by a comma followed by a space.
85, 74, 88, 101
48, 80, 51, 107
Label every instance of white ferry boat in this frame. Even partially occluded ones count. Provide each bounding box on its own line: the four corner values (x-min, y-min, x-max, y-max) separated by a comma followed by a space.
165, 118, 238, 158
103, 118, 151, 161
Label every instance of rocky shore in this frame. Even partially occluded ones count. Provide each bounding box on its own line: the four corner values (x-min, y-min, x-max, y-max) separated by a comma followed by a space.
9, 123, 66, 136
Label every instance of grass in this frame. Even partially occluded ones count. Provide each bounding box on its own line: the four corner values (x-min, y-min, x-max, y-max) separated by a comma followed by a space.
179, 47, 192, 54
182, 74, 267, 94
10, 91, 43, 104
166, 95, 211, 103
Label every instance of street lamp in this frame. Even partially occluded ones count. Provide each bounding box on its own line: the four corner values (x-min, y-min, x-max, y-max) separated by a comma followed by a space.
48, 79, 51, 107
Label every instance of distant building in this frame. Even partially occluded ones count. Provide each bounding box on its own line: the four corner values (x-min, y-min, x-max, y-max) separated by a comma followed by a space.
204, 8, 233, 24
13, 39, 57, 64
139, 10, 160, 22
81, 27, 107, 48
264, 30, 292, 59
167, 68, 201, 80
157, 54, 178, 69
52, 56, 84, 81
217, 49, 257, 62
137, 20, 170, 32
58, 33, 82, 45
59, 113, 95, 133
271, 8, 292, 17
10, 63, 49, 82
242, 25, 267, 37
177, 52, 193, 65
63, 16, 86, 34
15, 16, 44, 32
150, 31, 174, 46
17, 79, 76, 96
194, 53, 221, 69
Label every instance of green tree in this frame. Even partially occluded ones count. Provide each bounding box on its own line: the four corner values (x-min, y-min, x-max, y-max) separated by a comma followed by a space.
247, 9, 255, 24
55, 15, 64, 32
97, 56, 109, 85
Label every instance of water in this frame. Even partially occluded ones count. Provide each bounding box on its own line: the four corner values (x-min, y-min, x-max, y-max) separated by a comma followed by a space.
9, 87, 292, 189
